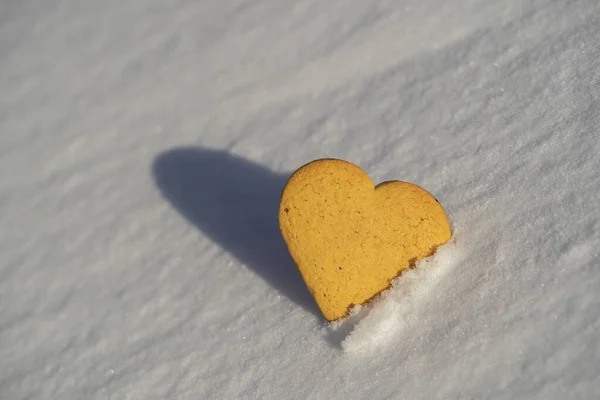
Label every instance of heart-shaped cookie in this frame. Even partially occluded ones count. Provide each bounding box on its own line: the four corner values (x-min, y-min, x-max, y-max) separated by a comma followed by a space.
279, 159, 451, 321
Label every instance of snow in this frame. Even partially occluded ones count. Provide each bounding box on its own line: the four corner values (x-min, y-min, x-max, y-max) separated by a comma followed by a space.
1, 0, 599, 399
339, 237, 462, 353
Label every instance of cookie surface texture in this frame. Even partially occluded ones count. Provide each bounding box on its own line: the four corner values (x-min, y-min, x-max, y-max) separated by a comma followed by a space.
279, 159, 451, 321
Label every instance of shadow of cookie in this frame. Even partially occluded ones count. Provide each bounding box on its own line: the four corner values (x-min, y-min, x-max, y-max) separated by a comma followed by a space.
152, 147, 320, 318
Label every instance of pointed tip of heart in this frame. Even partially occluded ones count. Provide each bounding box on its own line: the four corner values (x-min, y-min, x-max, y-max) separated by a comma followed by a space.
279, 159, 452, 322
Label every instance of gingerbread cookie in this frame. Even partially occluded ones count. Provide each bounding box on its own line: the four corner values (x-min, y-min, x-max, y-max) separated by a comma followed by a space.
279, 159, 451, 321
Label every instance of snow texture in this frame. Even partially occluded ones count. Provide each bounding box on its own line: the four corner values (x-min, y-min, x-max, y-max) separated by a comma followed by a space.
339, 237, 462, 353
1, 0, 600, 399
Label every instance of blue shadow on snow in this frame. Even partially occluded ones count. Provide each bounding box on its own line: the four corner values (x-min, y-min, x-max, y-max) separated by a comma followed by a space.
152, 147, 320, 318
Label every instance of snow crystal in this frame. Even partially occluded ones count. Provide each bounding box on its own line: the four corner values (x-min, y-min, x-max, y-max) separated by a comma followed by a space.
332, 235, 462, 352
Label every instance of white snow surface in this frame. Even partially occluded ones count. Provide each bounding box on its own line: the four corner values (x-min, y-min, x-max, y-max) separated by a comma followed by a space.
1, 0, 600, 399
340, 237, 463, 353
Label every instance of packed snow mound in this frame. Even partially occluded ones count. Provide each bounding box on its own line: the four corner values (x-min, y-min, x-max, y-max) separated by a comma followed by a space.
338, 236, 462, 353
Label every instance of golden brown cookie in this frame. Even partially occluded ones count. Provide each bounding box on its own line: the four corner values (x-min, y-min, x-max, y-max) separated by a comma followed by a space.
279, 159, 451, 321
